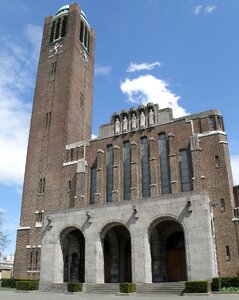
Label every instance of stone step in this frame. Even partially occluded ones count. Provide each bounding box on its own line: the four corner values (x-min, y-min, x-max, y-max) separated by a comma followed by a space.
137, 282, 185, 295
39, 282, 67, 293
86, 283, 120, 294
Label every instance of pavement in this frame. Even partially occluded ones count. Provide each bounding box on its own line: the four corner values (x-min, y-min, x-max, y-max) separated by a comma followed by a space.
0, 291, 239, 300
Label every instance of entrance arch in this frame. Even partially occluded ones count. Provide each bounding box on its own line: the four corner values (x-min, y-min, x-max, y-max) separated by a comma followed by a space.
60, 227, 85, 283
101, 224, 132, 283
149, 219, 187, 282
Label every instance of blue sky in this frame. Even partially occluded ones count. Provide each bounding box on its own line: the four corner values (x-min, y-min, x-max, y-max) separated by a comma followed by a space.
0, 0, 239, 254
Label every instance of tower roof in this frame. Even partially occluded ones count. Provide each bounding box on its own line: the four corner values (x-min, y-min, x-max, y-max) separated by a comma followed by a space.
55, 4, 89, 26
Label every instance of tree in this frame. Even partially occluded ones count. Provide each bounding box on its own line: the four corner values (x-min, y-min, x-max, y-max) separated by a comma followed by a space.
0, 211, 9, 252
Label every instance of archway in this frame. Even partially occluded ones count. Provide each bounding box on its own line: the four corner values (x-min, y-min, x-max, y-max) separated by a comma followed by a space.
150, 220, 187, 282
60, 227, 85, 283
102, 224, 132, 283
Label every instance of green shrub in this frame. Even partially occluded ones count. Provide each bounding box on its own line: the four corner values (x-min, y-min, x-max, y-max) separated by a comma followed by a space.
67, 283, 82, 292
221, 277, 239, 288
16, 280, 39, 290
185, 281, 210, 293
1, 278, 18, 288
119, 282, 136, 293
211, 277, 221, 291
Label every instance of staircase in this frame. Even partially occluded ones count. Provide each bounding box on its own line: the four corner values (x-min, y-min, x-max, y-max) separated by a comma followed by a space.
85, 283, 120, 294
137, 282, 185, 295
39, 282, 67, 293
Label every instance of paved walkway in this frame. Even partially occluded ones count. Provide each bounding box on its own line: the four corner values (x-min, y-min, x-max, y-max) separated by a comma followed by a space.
1, 291, 239, 300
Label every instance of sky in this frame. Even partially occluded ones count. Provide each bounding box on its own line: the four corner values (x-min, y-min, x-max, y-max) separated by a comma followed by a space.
0, 0, 239, 255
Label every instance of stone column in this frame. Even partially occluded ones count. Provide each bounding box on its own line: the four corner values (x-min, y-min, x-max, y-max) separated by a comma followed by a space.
168, 133, 179, 193
75, 159, 88, 208
95, 149, 104, 204
112, 145, 120, 202
130, 141, 138, 200
149, 137, 158, 197
190, 134, 203, 191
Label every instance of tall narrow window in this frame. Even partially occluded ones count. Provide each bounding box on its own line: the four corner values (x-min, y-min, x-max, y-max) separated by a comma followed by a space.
55, 18, 61, 40
209, 116, 216, 130
70, 149, 74, 161
90, 167, 97, 204
39, 178, 45, 194
106, 145, 113, 202
215, 155, 220, 167
50, 20, 56, 43
141, 138, 150, 198
159, 134, 171, 194
46, 112, 51, 129
226, 245, 231, 260
80, 21, 85, 44
124, 142, 131, 200
61, 16, 68, 37
68, 180, 72, 193
179, 150, 191, 192
220, 199, 225, 212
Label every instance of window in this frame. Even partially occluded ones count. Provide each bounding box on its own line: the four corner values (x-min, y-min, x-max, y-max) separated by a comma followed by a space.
68, 180, 72, 193
51, 62, 57, 74
106, 145, 113, 202
80, 20, 91, 52
209, 116, 216, 130
46, 112, 51, 129
39, 178, 45, 194
159, 133, 171, 194
35, 211, 44, 227
179, 150, 192, 192
141, 138, 150, 198
90, 167, 97, 204
220, 199, 225, 212
215, 155, 220, 167
226, 245, 231, 260
70, 149, 74, 161
124, 142, 131, 200
50, 16, 68, 43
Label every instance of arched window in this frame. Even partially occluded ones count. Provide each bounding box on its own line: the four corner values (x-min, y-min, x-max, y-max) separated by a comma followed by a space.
141, 138, 150, 198
159, 133, 171, 194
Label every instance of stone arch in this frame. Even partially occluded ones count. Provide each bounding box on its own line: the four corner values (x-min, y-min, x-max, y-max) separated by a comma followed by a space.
60, 226, 85, 283
148, 217, 187, 282
100, 222, 132, 283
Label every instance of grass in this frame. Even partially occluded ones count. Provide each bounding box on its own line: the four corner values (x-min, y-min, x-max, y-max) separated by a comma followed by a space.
219, 287, 239, 293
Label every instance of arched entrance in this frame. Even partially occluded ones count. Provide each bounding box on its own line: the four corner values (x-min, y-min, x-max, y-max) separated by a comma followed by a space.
60, 227, 85, 283
102, 224, 132, 283
150, 220, 187, 282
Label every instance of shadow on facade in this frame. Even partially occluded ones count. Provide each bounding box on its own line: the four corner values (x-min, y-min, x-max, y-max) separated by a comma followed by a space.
101, 224, 132, 283
149, 219, 187, 282
60, 227, 85, 283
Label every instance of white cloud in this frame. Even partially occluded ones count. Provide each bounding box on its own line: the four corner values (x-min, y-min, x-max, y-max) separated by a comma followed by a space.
127, 61, 161, 73
205, 4, 217, 15
120, 74, 187, 118
0, 24, 42, 187
193, 5, 202, 15
95, 65, 112, 76
231, 155, 239, 185
91, 133, 98, 139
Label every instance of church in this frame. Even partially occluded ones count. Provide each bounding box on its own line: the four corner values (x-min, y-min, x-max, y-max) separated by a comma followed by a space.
14, 3, 239, 293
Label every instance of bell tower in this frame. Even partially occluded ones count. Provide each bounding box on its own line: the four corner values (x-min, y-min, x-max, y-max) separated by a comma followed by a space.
14, 4, 95, 279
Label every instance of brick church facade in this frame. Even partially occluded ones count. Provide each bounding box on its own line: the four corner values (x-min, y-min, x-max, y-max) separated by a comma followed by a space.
14, 3, 239, 290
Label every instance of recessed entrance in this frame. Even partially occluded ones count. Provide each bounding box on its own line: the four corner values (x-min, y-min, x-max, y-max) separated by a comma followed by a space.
61, 228, 85, 283
150, 220, 187, 282
102, 224, 132, 283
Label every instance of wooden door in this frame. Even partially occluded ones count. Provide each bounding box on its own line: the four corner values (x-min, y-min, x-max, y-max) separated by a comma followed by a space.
167, 248, 186, 281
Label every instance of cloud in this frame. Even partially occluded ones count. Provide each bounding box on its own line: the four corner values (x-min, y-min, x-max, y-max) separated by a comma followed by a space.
0, 24, 42, 187
95, 65, 112, 76
193, 5, 202, 15
120, 74, 187, 118
91, 133, 98, 139
231, 155, 239, 185
127, 61, 161, 73
205, 4, 217, 14
193, 4, 217, 15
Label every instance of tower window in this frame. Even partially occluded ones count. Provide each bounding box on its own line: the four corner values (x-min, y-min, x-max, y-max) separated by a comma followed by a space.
50, 15, 68, 43
39, 178, 45, 194
90, 167, 97, 204
215, 155, 220, 167
46, 112, 51, 129
159, 133, 171, 194
70, 149, 74, 161
79, 20, 90, 52
220, 199, 225, 212
209, 116, 216, 130
141, 138, 150, 198
68, 180, 72, 193
123, 142, 131, 200
51, 62, 57, 74
226, 245, 231, 260
106, 145, 113, 202
179, 150, 192, 192
35, 210, 44, 227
